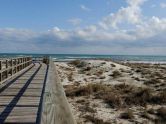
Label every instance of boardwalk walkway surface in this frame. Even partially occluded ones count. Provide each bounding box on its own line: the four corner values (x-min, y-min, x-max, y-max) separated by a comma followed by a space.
0, 57, 76, 124
0, 62, 48, 124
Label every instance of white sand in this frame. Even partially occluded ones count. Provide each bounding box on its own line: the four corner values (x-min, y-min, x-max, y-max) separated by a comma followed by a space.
55, 60, 145, 87
55, 60, 164, 124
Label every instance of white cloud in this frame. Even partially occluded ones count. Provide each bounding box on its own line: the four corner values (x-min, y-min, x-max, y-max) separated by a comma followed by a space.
80, 5, 91, 11
0, 0, 166, 54
68, 18, 82, 26
160, 3, 166, 8
133, 16, 166, 39
99, 0, 146, 29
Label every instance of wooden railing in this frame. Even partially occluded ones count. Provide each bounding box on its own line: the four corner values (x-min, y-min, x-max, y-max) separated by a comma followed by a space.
0, 56, 32, 84
40, 58, 76, 124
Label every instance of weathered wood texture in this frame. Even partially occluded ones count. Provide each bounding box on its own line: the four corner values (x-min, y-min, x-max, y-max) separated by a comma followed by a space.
41, 59, 76, 124
0, 57, 32, 84
0, 62, 48, 124
0, 56, 76, 124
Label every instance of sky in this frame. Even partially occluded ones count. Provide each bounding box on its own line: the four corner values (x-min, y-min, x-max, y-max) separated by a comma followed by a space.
0, 0, 166, 55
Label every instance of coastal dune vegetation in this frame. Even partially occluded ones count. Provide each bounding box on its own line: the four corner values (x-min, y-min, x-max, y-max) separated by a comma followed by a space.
55, 59, 166, 124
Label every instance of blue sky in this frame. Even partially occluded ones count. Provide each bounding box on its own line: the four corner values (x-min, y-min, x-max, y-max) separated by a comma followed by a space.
0, 0, 166, 55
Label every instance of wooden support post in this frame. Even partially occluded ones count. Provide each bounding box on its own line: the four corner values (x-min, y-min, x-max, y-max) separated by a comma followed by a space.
26, 57, 28, 66
0, 61, 2, 70
15, 59, 17, 73
20, 58, 22, 70
6, 60, 8, 78
11, 59, 13, 75
19, 58, 21, 71
17, 59, 19, 72
24, 58, 27, 67
0, 57, 32, 84
22, 58, 23, 69
25, 58, 27, 67
23, 58, 24, 68
27, 57, 29, 66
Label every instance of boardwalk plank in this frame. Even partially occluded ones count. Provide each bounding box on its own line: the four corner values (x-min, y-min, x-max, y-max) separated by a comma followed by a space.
0, 63, 47, 123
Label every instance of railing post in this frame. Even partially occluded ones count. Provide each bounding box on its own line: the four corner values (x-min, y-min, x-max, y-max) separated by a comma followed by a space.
21, 58, 23, 70
0, 56, 32, 84
15, 59, 17, 73
23, 58, 25, 68
19, 58, 21, 71
11, 59, 13, 76
29, 57, 31, 65
26, 57, 28, 66
17, 58, 19, 72
6, 60, 8, 78
25, 57, 27, 67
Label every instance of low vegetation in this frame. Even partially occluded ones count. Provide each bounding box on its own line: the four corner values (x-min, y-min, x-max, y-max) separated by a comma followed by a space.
69, 60, 87, 68
120, 109, 134, 119
94, 70, 104, 77
67, 72, 73, 81
65, 83, 166, 108
84, 115, 111, 124
110, 63, 116, 67
65, 83, 107, 97
144, 78, 161, 85
62, 61, 166, 123
109, 70, 121, 78
157, 107, 166, 120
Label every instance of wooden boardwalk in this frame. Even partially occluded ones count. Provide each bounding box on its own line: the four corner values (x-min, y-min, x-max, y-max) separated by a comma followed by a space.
0, 56, 76, 124
0, 62, 48, 124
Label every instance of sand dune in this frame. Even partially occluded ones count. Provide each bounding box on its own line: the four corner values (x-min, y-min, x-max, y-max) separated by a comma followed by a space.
55, 60, 166, 124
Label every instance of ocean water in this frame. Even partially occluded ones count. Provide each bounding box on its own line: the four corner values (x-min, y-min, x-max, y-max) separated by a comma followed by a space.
0, 53, 166, 63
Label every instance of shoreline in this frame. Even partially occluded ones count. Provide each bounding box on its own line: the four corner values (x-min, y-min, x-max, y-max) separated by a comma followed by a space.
53, 58, 166, 64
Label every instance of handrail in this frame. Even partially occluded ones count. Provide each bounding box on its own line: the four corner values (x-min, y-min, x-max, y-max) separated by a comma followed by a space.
0, 56, 32, 60
41, 58, 76, 124
0, 56, 32, 84
0, 60, 32, 73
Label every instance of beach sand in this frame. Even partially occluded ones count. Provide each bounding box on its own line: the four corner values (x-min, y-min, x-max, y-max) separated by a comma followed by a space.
55, 60, 166, 124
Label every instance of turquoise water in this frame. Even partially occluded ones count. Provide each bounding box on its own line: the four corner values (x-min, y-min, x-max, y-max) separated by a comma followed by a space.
0, 53, 166, 62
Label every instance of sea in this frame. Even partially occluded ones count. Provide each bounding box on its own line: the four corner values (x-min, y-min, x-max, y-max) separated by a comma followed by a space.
0, 53, 166, 63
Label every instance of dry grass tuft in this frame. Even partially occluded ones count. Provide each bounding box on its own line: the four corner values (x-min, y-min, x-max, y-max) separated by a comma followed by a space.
65, 83, 166, 108
124, 87, 152, 106
69, 60, 87, 68
83, 66, 91, 71
111, 64, 116, 67
151, 90, 166, 104
84, 115, 111, 124
110, 70, 121, 78
102, 93, 122, 108
65, 83, 108, 97
120, 109, 134, 119
79, 106, 96, 113
147, 108, 156, 115
157, 107, 166, 120
101, 62, 106, 65
141, 111, 154, 121
95, 70, 104, 77
144, 78, 161, 85
67, 72, 73, 81
99, 76, 106, 79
